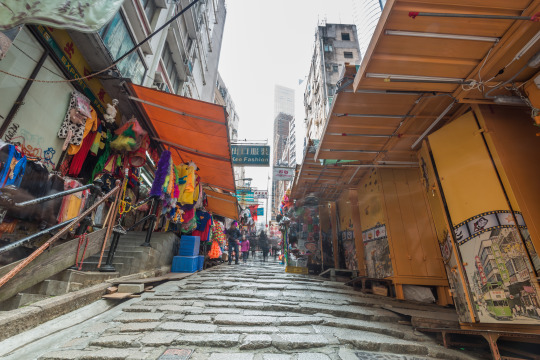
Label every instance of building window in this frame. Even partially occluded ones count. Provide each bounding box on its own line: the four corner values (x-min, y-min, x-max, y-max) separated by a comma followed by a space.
99, 12, 146, 84
332, 65, 338, 72
162, 42, 181, 94
324, 44, 333, 52
344, 51, 353, 59
140, 0, 157, 23
341, 33, 350, 41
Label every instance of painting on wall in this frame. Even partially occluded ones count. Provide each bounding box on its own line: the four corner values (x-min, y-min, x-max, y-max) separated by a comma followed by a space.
459, 225, 540, 324
439, 232, 477, 322
362, 223, 392, 278
340, 226, 358, 270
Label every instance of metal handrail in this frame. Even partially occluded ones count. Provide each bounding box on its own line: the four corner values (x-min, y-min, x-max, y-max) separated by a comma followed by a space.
12, 183, 99, 207
0, 184, 121, 289
0, 218, 75, 255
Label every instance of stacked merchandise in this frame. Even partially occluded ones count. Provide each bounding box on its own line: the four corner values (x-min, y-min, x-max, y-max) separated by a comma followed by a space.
0, 90, 156, 244
171, 235, 200, 273
208, 221, 225, 259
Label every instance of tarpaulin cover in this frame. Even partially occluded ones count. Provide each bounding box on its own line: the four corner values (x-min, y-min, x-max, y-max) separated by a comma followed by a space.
129, 84, 236, 193
205, 189, 239, 220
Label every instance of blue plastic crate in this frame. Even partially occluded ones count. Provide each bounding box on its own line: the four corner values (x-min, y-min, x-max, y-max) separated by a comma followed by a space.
171, 256, 198, 273
178, 235, 200, 256
197, 255, 204, 271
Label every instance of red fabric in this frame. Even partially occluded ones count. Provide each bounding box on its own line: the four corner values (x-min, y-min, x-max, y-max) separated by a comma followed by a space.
249, 205, 258, 221
192, 219, 211, 242
182, 208, 195, 222
69, 131, 97, 176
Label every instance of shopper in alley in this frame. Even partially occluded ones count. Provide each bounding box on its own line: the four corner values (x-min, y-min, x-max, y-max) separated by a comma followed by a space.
241, 234, 250, 264
227, 221, 241, 265
259, 231, 270, 262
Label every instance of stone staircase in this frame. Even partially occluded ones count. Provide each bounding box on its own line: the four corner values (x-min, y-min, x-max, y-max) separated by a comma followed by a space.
0, 231, 178, 311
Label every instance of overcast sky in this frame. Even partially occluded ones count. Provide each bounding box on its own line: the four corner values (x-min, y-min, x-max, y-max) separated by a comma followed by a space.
218, 0, 355, 223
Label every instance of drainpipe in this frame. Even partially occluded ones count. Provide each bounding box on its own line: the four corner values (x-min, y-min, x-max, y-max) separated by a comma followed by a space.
143, 3, 177, 87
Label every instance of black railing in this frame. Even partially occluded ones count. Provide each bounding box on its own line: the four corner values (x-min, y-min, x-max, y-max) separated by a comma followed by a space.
99, 195, 159, 272
0, 179, 103, 255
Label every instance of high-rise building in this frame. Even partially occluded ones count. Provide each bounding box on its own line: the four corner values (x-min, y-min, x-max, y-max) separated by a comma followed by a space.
274, 85, 295, 117
272, 113, 294, 216
304, 23, 361, 142
352, 0, 386, 58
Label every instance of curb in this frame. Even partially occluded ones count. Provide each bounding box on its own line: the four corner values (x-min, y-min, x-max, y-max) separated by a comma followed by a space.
0, 265, 172, 342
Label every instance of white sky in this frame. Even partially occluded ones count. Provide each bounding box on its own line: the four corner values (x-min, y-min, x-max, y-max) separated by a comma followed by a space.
218, 0, 355, 223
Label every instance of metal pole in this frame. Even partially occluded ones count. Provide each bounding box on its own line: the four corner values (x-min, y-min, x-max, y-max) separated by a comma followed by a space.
266, 173, 269, 226
141, 196, 158, 247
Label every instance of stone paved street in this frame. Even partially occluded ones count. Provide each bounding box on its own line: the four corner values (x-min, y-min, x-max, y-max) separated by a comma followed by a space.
4, 259, 479, 359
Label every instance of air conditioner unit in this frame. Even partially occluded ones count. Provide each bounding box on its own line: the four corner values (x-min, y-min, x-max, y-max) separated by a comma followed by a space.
152, 82, 167, 91
154, 71, 165, 83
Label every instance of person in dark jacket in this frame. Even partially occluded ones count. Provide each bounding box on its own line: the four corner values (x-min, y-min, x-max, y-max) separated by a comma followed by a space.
259, 231, 270, 262
226, 221, 241, 265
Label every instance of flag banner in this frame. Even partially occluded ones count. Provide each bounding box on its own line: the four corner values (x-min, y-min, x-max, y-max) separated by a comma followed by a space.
0, 0, 125, 32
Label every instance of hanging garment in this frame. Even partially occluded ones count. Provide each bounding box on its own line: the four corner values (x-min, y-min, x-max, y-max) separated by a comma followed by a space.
58, 91, 92, 146
179, 163, 196, 204
194, 210, 212, 232
68, 130, 97, 177
57, 180, 88, 223
67, 111, 98, 155
90, 130, 112, 181
0, 145, 27, 188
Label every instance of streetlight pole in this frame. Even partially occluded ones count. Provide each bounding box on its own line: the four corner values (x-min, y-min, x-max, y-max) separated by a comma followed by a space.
266, 173, 270, 226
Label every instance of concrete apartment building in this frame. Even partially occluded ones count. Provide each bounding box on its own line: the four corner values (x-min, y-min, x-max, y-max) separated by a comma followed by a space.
214, 72, 245, 186
304, 23, 361, 142
78, 0, 227, 103
215, 72, 240, 142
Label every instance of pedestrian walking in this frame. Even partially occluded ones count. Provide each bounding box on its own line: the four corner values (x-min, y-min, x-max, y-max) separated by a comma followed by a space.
259, 231, 270, 262
241, 234, 250, 263
226, 221, 241, 265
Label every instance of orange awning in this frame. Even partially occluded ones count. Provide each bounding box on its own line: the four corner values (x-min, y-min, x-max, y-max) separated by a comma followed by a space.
205, 189, 239, 220
128, 84, 236, 193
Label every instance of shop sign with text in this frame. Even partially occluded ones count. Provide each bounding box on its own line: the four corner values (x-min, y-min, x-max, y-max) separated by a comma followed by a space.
254, 190, 268, 199
273, 167, 295, 181
231, 145, 270, 166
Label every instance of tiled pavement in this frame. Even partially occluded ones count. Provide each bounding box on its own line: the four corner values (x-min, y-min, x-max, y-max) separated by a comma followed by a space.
14, 259, 480, 359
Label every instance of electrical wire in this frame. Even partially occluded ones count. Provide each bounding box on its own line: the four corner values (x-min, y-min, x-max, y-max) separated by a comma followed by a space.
0, 0, 200, 84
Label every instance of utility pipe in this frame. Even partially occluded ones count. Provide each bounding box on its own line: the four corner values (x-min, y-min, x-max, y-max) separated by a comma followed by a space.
409, 11, 540, 21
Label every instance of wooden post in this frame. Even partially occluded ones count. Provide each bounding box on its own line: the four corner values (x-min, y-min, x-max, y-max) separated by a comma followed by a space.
348, 188, 366, 276
329, 202, 339, 269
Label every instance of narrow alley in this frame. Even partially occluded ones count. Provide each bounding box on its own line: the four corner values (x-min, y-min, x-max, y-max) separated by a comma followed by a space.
1, 258, 478, 360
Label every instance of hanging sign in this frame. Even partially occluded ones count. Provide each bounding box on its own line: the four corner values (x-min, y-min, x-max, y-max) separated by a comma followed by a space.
254, 190, 268, 199
231, 145, 270, 166
273, 167, 295, 181
257, 207, 264, 216
0, 0, 125, 32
